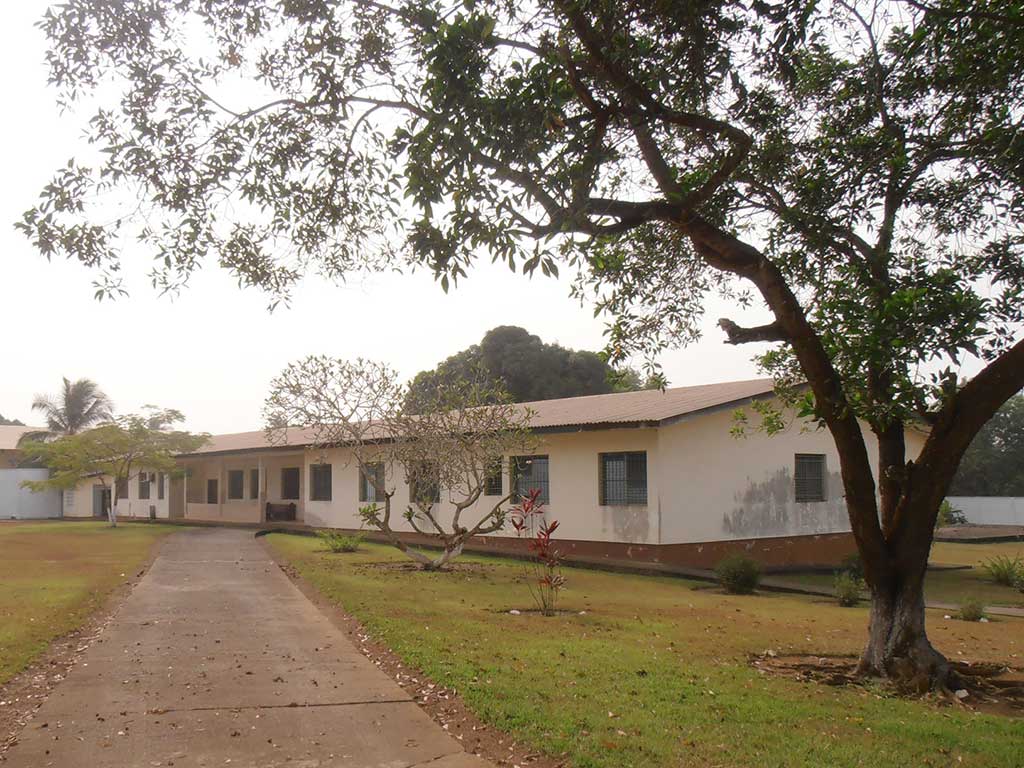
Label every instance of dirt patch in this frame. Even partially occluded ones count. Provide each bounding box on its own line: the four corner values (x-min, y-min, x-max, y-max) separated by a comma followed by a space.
268, 550, 566, 768
355, 560, 499, 577
751, 653, 1024, 717
0, 538, 167, 757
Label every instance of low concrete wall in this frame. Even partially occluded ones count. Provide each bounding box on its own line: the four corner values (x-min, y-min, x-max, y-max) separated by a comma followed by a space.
946, 497, 1024, 526
0, 468, 62, 519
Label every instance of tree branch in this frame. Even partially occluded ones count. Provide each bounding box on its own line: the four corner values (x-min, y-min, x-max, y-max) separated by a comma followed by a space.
717, 318, 788, 345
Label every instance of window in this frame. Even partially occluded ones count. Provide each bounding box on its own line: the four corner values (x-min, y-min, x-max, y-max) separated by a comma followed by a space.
409, 462, 441, 506
310, 464, 332, 501
359, 463, 385, 503
250, 468, 260, 500
281, 467, 300, 500
511, 455, 550, 504
599, 452, 648, 505
484, 459, 503, 496
115, 477, 129, 501
206, 478, 219, 504
157, 473, 165, 500
794, 454, 827, 502
138, 473, 151, 500
227, 469, 245, 500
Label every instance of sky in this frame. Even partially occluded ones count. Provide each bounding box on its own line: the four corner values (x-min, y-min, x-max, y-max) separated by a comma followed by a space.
0, 2, 770, 435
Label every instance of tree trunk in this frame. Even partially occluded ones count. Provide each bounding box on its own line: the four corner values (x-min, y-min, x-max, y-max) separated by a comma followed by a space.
858, 570, 954, 692
108, 488, 118, 528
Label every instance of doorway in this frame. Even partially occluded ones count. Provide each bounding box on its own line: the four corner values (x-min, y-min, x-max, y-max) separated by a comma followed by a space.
91, 485, 111, 518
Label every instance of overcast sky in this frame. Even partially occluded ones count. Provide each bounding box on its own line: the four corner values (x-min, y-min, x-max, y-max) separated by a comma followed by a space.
0, 2, 771, 434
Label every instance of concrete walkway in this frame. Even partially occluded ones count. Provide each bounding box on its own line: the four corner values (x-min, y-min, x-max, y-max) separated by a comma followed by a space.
2, 528, 490, 768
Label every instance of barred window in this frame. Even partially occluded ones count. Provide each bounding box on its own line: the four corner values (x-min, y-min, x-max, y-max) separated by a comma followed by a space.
359, 463, 385, 503
250, 468, 259, 499
310, 464, 332, 501
115, 476, 129, 501
484, 459, 503, 496
138, 473, 151, 500
281, 467, 300, 500
794, 454, 827, 502
511, 455, 550, 504
206, 478, 219, 504
227, 469, 245, 500
409, 462, 441, 506
599, 452, 648, 505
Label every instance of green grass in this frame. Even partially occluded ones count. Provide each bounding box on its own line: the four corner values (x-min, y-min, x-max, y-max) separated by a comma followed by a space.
267, 535, 1024, 768
0, 521, 176, 685
779, 541, 1024, 608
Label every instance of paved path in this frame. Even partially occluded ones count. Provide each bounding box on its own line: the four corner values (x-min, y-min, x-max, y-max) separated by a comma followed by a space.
2, 528, 489, 768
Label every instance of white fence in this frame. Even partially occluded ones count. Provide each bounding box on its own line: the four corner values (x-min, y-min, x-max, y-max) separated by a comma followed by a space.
946, 497, 1024, 527
0, 468, 62, 519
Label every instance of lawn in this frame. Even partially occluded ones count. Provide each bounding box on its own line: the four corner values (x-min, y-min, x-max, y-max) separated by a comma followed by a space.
777, 541, 1024, 608
267, 535, 1024, 768
0, 521, 175, 686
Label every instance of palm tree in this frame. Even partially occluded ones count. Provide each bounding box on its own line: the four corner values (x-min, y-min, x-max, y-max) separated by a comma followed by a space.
30, 378, 115, 437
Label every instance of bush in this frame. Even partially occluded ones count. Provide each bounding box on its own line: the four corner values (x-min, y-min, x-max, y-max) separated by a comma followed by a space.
715, 554, 762, 594
959, 597, 986, 622
317, 530, 364, 553
935, 500, 968, 529
982, 555, 1024, 586
833, 572, 864, 607
839, 553, 864, 581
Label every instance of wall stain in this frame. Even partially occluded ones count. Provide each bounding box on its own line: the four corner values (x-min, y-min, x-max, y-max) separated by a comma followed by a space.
722, 468, 848, 538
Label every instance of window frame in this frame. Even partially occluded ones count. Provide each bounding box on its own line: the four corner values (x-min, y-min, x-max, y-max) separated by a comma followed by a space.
510, 455, 550, 505
206, 478, 219, 504
115, 476, 129, 502
599, 451, 648, 506
359, 462, 385, 503
310, 463, 333, 502
483, 458, 503, 497
138, 473, 151, 500
281, 467, 301, 501
250, 468, 260, 500
409, 462, 441, 507
227, 469, 245, 500
794, 453, 828, 503
157, 472, 165, 500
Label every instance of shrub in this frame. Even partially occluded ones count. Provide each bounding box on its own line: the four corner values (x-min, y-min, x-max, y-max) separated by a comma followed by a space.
510, 489, 565, 616
715, 554, 762, 594
833, 572, 864, 607
959, 597, 986, 622
317, 530, 364, 553
935, 500, 968, 529
839, 553, 863, 581
982, 555, 1024, 586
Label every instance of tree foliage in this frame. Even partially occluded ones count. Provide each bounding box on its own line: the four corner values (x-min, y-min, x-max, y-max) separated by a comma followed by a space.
949, 395, 1024, 497
20, 408, 207, 526
21, 0, 1024, 685
0, 414, 25, 427
405, 325, 655, 411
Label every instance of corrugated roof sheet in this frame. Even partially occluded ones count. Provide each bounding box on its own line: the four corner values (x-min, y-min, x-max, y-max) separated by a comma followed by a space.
0, 425, 47, 451
181, 378, 774, 456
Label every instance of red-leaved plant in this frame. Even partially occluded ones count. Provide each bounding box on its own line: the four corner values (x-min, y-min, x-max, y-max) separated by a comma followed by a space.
510, 488, 565, 616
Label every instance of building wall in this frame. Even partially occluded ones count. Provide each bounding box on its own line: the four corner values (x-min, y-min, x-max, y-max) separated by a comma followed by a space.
945, 497, 1024, 527
0, 468, 62, 519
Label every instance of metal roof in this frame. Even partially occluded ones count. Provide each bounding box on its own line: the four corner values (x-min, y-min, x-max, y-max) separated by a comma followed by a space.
180, 378, 775, 457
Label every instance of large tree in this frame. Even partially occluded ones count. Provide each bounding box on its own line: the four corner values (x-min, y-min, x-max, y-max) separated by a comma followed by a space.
0, 414, 25, 427
406, 325, 654, 410
29, 377, 114, 438
20, 408, 207, 526
21, 0, 1024, 688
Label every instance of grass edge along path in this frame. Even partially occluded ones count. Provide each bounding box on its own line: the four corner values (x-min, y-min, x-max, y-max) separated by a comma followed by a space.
0, 521, 176, 686
266, 534, 1024, 768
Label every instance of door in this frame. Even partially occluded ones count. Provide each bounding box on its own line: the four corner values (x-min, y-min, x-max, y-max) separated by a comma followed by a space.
207, 478, 219, 504
168, 475, 185, 519
92, 486, 111, 518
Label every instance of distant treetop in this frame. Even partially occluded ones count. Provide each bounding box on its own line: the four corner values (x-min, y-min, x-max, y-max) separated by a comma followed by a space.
0, 413, 25, 427
405, 326, 658, 412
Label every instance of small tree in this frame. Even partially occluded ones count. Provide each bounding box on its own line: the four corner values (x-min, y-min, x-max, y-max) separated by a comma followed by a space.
20, 408, 207, 527
264, 357, 536, 570
391, 371, 537, 569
